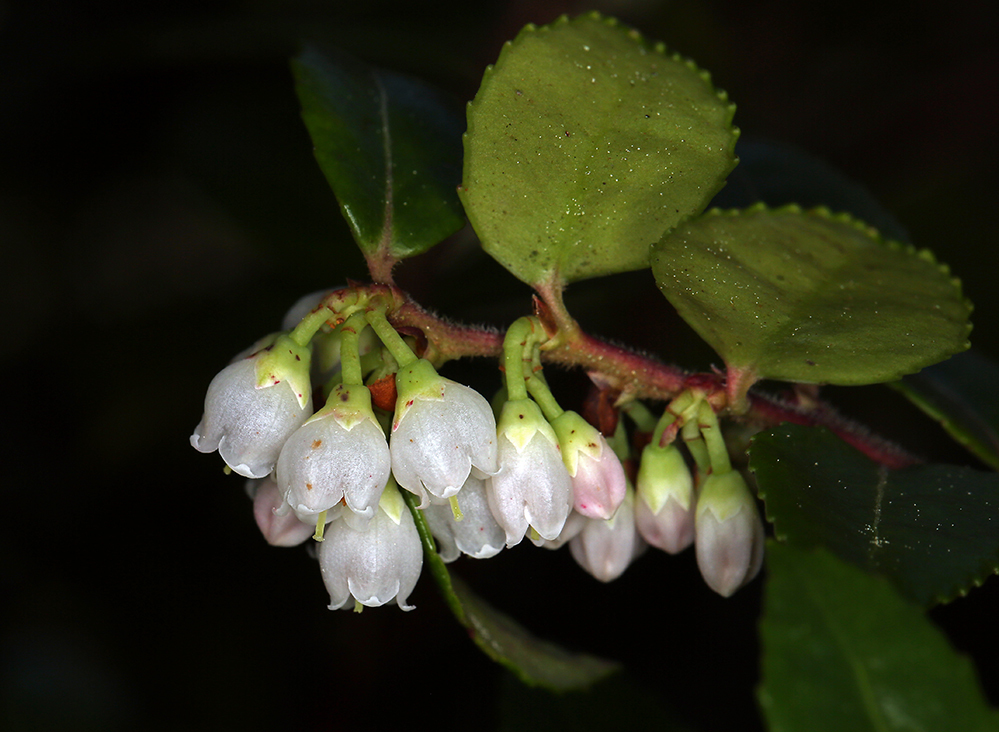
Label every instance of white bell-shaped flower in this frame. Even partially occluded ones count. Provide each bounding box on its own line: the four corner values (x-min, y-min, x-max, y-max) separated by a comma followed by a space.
276, 384, 390, 526
390, 359, 498, 506
319, 480, 423, 611
694, 470, 765, 597
569, 484, 646, 582
422, 475, 505, 561
191, 336, 313, 479
487, 399, 573, 546
635, 442, 696, 554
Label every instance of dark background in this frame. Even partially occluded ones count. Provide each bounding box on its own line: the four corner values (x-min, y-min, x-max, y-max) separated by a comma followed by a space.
2, 1, 997, 730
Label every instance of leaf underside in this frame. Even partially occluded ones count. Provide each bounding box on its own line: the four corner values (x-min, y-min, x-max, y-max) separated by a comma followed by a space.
461, 12, 738, 287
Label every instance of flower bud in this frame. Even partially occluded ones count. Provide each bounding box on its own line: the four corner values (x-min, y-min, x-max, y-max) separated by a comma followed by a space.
190, 335, 313, 478
569, 484, 646, 582
635, 443, 695, 554
550, 411, 627, 520
422, 475, 505, 561
487, 399, 573, 546
276, 384, 390, 526
694, 470, 765, 597
319, 480, 423, 611
247, 476, 315, 547
391, 359, 498, 506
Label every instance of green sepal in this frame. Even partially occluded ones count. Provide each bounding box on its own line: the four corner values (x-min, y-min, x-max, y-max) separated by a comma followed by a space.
550, 410, 602, 475
461, 12, 738, 287
254, 334, 312, 409
696, 469, 753, 523
307, 383, 378, 432
635, 443, 694, 514
652, 204, 972, 386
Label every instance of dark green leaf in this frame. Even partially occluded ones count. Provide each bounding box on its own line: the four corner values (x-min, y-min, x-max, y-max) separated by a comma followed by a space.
890, 350, 999, 469
292, 46, 465, 278
402, 490, 619, 691
750, 423, 999, 605
460, 12, 738, 287
652, 205, 971, 385
760, 543, 999, 732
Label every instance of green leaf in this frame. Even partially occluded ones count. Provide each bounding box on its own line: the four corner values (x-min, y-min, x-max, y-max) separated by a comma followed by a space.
460, 12, 738, 287
402, 490, 619, 691
292, 46, 465, 279
651, 205, 972, 385
750, 423, 999, 606
759, 542, 999, 732
889, 350, 999, 470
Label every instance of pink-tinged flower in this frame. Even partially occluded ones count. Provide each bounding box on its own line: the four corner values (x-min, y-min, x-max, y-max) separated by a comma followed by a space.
190, 335, 313, 479
247, 476, 315, 547
550, 411, 627, 520
635, 443, 695, 554
422, 475, 505, 561
694, 470, 765, 597
486, 399, 573, 546
318, 481, 423, 611
391, 359, 498, 506
276, 384, 390, 526
569, 484, 647, 582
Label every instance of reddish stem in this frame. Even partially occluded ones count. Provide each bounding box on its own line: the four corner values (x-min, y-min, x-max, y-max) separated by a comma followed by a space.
326, 283, 921, 469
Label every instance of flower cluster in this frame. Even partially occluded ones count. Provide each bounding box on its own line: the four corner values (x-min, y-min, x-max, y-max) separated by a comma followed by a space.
192, 295, 765, 611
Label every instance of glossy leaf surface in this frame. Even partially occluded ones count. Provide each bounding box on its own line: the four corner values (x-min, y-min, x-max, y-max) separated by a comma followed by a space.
652, 205, 971, 385
292, 46, 465, 276
461, 12, 738, 287
760, 543, 999, 732
751, 424, 999, 606
890, 350, 999, 469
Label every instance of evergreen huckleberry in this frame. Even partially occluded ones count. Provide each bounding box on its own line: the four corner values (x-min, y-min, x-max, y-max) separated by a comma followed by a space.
550, 410, 628, 520
694, 470, 765, 597
390, 358, 498, 506
635, 442, 696, 554
184, 18, 988, 716
422, 475, 505, 561
276, 383, 390, 526
319, 480, 423, 611
487, 398, 574, 546
569, 484, 647, 583
190, 335, 313, 479
248, 476, 316, 547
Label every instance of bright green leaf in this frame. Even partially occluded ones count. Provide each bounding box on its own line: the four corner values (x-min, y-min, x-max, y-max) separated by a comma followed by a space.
652, 205, 971, 385
460, 12, 738, 287
750, 424, 999, 606
760, 543, 999, 732
402, 490, 619, 691
890, 350, 999, 469
292, 46, 465, 279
